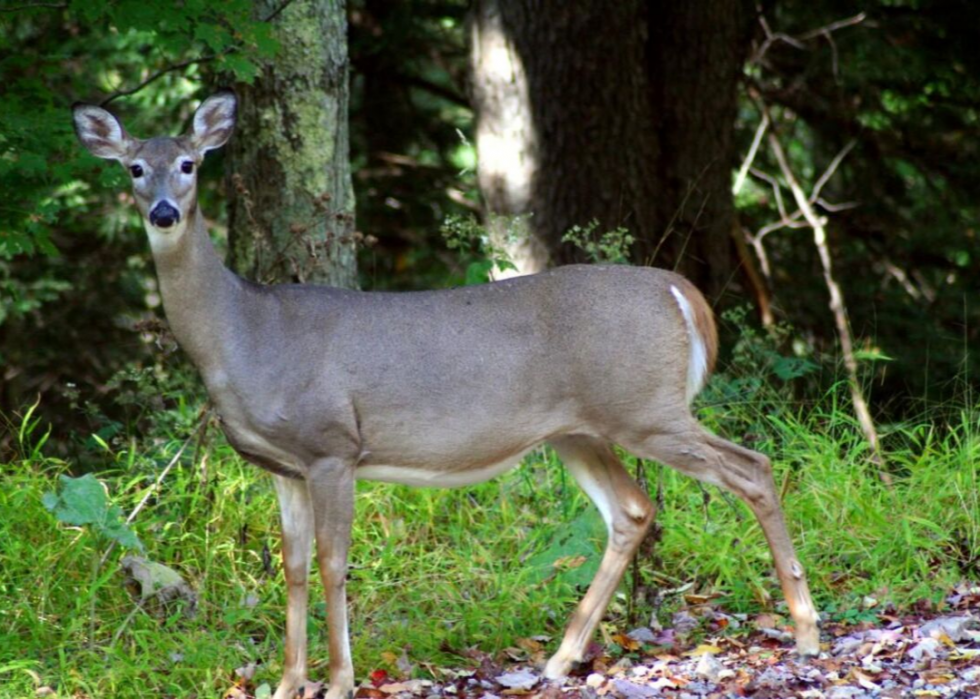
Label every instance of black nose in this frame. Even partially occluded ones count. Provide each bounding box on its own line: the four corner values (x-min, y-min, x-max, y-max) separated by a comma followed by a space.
149, 202, 180, 229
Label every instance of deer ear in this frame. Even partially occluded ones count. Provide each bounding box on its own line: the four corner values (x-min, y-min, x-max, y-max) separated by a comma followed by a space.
72, 103, 132, 160
191, 91, 237, 154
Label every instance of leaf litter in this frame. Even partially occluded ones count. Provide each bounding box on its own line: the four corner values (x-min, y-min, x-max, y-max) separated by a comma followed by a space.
221, 583, 980, 699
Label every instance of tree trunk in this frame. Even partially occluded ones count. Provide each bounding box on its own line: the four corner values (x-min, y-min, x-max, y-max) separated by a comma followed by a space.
470, 0, 752, 296
226, 0, 358, 288
470, 0, 659, 276
643, 0, 753, 295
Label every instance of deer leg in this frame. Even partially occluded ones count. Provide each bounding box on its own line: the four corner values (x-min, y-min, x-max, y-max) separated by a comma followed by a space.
544, 436, 654, 679
629, 424, 820, 655
272, 475, 314, 699
307, 459, 356, 699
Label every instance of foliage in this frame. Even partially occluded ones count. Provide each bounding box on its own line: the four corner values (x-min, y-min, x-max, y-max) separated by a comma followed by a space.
43, 473, 142, 551
561, 220, 635, 265
735, 0, 980, 403
440, 214, 517, 284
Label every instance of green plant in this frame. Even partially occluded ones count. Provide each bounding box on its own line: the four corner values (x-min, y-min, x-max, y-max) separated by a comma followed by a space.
561, 220, 634, 264
440, 214, 518, 284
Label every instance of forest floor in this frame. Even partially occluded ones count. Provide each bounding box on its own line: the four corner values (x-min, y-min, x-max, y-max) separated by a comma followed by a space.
223, 584, 980, 699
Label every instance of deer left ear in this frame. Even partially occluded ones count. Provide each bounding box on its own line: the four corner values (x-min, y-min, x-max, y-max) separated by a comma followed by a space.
191, 90, 237, 154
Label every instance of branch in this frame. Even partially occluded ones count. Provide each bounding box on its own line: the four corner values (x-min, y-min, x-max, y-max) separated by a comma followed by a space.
750, 11, 867, 67
764, 112, 882, 463
101, 54, 220, 107
0, 2, 66, 11
402, 74, 470, 110
798, 12, 868, 41
810, 139, 856, 203
99, 410, 211, 567
98, 2, 292, 107
260, 0, 297, 23
733, 110, 769, 196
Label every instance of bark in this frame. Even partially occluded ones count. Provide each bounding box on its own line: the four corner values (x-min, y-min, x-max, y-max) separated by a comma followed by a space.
226, 0, 358, 288
643, 0, 753, 294
471, 0, 658, 276
470, 0, 753, 296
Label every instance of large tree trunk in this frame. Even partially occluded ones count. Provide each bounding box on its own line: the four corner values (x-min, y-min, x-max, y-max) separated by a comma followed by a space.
470, 0, 659, 277
643, 0, 752, 295
226, 0, 358, 288
470, 0, 752, 296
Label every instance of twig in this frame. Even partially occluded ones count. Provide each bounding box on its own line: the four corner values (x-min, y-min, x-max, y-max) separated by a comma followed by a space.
260, 0, 297, 23
733, 111, 769, 196
810, 139, 856, 204
99, 410, 211, 566
797, 12, 868, 41
749, 166, 790, 221
764, 113, 883, 465
0, 2, 66, 11
98, 1, 292, 107
750, 11, 867, 67
101, 55, 220, 106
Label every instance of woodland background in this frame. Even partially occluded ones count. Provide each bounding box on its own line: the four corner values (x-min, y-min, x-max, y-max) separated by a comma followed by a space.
0, 1, 978, 697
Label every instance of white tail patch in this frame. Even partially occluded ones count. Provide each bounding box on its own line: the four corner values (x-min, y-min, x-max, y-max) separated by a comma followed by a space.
670, 284, 709, 404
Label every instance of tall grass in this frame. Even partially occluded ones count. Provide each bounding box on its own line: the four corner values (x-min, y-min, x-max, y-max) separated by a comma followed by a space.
1, 360, 977, 697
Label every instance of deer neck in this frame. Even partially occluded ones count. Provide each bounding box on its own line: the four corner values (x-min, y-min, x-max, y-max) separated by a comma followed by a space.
147, 204, 242, 376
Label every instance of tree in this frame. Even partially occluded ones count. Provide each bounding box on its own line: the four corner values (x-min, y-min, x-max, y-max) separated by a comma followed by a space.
469, 0, 753, 296
226, 0, 358, 288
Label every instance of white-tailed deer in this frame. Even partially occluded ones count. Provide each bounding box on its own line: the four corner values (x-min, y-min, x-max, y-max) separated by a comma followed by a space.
73, 92, 820, 699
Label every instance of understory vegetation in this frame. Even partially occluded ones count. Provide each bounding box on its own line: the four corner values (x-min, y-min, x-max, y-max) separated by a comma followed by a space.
1, 327, 977, 698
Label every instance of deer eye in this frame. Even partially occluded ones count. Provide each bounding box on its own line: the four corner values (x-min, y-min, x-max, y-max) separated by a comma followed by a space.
180, 161, 194, 174
129, 164, 144, 178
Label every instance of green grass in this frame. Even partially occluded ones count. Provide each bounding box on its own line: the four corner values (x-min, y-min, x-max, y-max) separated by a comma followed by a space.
1, 383, 978, 697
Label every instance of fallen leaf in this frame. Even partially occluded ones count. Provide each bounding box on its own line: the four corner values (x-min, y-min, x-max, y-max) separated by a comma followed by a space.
496, 669, 539, 691
612, 632, 641, 651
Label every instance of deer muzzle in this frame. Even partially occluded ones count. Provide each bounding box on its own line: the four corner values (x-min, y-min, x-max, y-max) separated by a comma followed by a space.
149, 201, 181, 229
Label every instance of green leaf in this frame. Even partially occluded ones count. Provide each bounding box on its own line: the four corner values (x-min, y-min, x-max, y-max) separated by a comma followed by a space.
41, 492, 59, 512
49, 473, 108, 526
464, 260, 494, 286
45, 474, 143, 551
772, 356, 818, 381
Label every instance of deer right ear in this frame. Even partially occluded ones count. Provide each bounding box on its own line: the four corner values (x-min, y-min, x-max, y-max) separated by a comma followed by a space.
72, 103, 131, 160
191, 91, 237, 154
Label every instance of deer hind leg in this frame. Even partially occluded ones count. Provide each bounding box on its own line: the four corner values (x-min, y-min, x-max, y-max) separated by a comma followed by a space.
272, 475, 315, 699
626, 423, 820, 655
543, 436, 654, 679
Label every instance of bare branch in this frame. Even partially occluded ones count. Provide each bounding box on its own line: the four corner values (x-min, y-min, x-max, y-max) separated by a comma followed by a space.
765, 118, 881, 461
260, 0, 297, 23
733, 110, 769, 195
100, 55, 219, 107
815, 197, 859, 213
749, 167, 790, 220
811, 139, 856, 203
98, 2, 293, 107
798, 12, 868, 41
0, 2, 66, 11
750, 11, 867, 67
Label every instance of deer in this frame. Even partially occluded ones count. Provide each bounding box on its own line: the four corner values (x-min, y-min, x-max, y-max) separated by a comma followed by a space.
72, 91, 820, 699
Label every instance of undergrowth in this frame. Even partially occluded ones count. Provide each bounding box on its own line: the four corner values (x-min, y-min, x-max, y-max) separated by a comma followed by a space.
1, 340, 978, 697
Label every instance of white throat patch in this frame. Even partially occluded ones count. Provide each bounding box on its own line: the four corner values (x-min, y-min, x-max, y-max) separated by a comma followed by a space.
143, 217, 188, 254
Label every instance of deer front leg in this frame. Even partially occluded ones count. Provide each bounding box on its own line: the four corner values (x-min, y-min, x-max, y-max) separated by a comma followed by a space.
307, 458, 357, 699
272, 475, 314, 699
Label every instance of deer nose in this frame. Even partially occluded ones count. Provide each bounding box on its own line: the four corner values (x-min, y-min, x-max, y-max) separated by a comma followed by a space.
149, 202, 180, 229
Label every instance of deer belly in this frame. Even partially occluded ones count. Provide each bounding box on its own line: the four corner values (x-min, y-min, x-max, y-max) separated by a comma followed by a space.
355, 452, 529, 488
